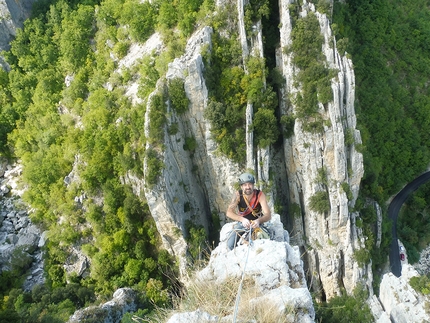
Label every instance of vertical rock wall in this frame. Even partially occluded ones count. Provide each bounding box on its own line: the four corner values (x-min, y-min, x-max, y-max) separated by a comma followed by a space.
277, 0, 367, 299
142, 26, 241, 278
139, 0, 368, 299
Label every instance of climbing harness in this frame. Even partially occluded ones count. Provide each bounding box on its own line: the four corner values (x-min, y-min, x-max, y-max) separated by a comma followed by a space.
232, 226, 253, 323
238, 191, 262, 218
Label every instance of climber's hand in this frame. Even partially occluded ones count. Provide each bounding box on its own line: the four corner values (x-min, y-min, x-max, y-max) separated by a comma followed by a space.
251, 219, 260, 229
241, 218, 251, 229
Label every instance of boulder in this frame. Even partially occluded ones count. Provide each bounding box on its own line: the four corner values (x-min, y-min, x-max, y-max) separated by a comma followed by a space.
68, 288, 136, 323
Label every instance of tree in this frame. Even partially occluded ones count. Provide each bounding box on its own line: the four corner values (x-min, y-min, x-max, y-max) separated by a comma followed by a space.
168, 78, 189, 114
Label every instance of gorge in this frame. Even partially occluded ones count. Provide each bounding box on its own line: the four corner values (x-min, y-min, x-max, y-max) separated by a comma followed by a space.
1, 0, 430, 322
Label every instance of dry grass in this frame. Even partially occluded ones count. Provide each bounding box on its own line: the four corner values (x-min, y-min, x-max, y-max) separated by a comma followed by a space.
154, 276, 295, 323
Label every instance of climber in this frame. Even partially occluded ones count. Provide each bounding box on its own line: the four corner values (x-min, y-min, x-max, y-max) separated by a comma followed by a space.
226, 172, 272, 250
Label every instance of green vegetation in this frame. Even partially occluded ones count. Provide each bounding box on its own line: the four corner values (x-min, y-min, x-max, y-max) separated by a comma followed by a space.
410, 274, 430, 295
184, 220, 207, 263
0, 0, 214, 320
1, 0, 430, 320
289, 11, 336, 133
398, 183, 430, 263
333, 0, 430, 292
353, 248, 371, 267
202, 6, 247, 163
316, 285, 374, 323
203, 1, 281, 163
309, 190, 330, 214
333, 0, 430, 203
168, 78, 190, 114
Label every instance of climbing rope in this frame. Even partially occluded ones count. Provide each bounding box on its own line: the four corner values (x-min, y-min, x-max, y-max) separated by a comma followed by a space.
232, 226, 253, 323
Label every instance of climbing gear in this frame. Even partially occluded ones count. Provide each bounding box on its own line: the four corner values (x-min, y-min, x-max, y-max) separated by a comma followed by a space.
229, 225, 251, 248
251, 225, 271, 240
233, 226, 252, 323
241, 192, 262, 218
238, 172, 255, 184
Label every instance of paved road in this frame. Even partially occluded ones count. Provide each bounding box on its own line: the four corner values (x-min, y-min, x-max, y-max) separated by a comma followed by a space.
388, 171, 430, 277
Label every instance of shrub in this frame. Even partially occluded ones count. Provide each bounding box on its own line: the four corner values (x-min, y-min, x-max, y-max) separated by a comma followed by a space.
316, 284, 373, 323
316, 167, 328, 186
353, 248, 370, 267
168, 78, 189, 114
280, 115, 295, 138
251, 108, 279, 148
341, 182, 353, 201
145, 148, 164, 187
147, 91, 167, 145
309, 190, 330, 214
410, 275, 430, 295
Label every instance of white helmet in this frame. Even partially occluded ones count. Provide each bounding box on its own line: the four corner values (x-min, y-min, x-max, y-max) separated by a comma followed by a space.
238, 173, 255, 184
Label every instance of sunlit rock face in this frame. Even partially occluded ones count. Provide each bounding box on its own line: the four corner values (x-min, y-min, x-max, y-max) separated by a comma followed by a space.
377, 264, 429, 323
139, 26, 241, 279
165, 214, 315, 323
277, 0, 367, 299
67, 288, 136, 323
137, 0, 367, 300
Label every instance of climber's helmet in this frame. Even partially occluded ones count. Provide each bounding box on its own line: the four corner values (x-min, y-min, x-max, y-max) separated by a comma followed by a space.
238, 173, 255, 185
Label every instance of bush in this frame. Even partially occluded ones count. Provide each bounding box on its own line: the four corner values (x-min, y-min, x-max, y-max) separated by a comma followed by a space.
251, 108, 279, 148
168, 78, 189, 114
309, 190, 330, 214
410, 275, 430, 295
316, 284, 373, 323
185, 220, 207, 262
341, 182, 353, 201
280, 115, 295, 138
147, 92, 167, 145
145, 148, 164, 187
353, 248, 370, 267
183, 136, 197, 152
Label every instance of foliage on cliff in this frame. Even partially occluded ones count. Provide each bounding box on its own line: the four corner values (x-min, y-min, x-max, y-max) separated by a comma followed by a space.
333, 0, 430, 203
333, 0, 430, 282
0, 0, 430, 321
0, 0, 209, 321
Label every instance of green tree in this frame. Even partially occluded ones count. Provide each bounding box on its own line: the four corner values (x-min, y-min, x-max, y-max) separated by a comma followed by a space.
251, 108, 279, 147
59, 4, 95, 72
316, 285, 373, 323
168, 78, 189, 114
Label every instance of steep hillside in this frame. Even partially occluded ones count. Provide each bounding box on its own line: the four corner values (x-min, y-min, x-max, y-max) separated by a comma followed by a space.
1, 0, 430, 322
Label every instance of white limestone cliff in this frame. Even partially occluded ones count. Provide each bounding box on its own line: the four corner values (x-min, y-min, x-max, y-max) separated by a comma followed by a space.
166, 214, 315, 323
278, 0, 367, 299
141, 26, 241, 278
377, 264, 429, 323
136, 0, 368, 302
68, 288, 136, 323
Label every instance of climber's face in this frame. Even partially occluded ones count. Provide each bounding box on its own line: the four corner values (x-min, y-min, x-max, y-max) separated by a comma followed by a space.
241, 182, 254, 195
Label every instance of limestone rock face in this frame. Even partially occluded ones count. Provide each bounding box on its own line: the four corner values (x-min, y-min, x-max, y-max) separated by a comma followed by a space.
136, 0, 367, 301
277, 0, 366, 299
141, 26, 241, 278
0, 160, 44, 290
166, 214, 315, 323
67, 288, 136, 323
377, 264, 429, 323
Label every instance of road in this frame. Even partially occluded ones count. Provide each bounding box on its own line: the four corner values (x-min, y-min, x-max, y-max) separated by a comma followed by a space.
388, 171, 430, 277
